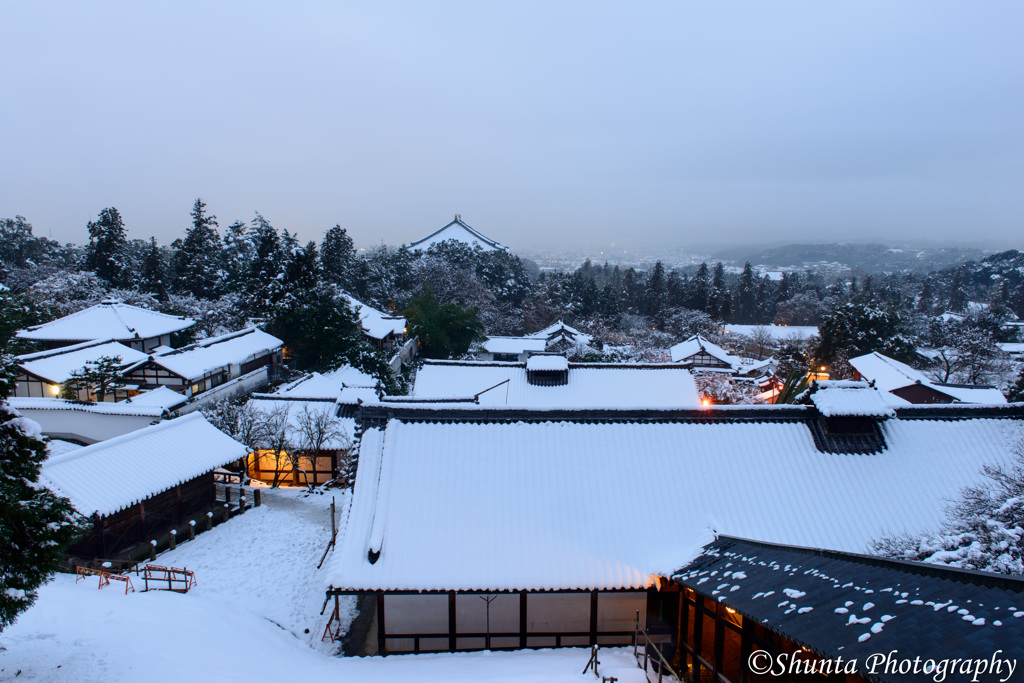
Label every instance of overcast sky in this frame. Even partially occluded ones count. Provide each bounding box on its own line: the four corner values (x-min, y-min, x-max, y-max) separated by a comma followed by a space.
2, 1, 1022, 251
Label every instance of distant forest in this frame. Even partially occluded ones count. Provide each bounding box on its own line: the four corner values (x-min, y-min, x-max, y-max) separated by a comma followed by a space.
2, 204, 1023, 394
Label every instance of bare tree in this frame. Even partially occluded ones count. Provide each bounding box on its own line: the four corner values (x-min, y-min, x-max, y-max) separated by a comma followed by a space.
202, 399, 272, 482
295, 404, 351, 490
257, 405, 295, 488
748, 325, 775, 359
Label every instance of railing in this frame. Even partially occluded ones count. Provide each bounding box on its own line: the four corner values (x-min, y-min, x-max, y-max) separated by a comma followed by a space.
633, 611, 683, 683
141, 564, 196, 593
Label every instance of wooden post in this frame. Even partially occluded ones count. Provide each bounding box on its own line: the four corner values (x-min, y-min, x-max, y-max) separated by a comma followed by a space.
589, 590, 599, 647
376, 592, 386, 655
148, 540, 156, 562
519, 592, 528, 649
330, 497, 336, 542
448, 591, 457, 652
188, 521, 195, 541
205, 511, 212, 531
169, 529, 176, 550
254, 488, 262, 507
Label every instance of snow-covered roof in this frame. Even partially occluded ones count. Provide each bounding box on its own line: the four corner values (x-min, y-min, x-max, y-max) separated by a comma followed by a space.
272, 367, 377, 400
998, 342, 1024, 355
526, 355, 569, 371
669, 335, 738, 368
340, 294, 406, 341
40, 413, 249, 517
326, 408, 1023, 592
8, 397, 168, 418
118, 386, 187, 411
45, 439, 83, 460
17, 340, 148, 384
810, 382, 896, 418
408, 216, 508, 252
850, 352, 1007, 405
131, 328, 282, 381
410, 360, 700, 408
16, 300, 194, 343
722, 325, 818, 342
481, 336, 548, 355
526, 321, 593, 345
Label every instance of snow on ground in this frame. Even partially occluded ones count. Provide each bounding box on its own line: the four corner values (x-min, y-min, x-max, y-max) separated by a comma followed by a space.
0, 486, 653, 682
0, 575, 644, 682
152, 485, 353, 653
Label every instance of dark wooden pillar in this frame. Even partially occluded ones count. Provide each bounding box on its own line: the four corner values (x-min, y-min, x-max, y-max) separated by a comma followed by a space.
714, 603, 725, 681
589, 590, 599, 646
519, 592, 528, 649
448, 591, 457, 652
376, 591, 386, 654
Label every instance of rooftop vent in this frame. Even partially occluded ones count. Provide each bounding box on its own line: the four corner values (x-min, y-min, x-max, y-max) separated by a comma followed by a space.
526, 354, 569, 386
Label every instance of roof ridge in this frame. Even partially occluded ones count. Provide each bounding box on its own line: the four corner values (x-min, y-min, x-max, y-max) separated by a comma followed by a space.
106, 302, 137, 336
42, 412, 202, 468
17, 337, 118, 361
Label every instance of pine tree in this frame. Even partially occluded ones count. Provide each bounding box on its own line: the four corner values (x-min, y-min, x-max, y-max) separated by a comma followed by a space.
687, 262, 711, 312
734, 262, 757, 323
321, 225, 357, 291
948, 268, 968, 313
59, 355, 127, 402
171, 199, 223, 298
1, 358, 83, 630
1007, 367, 1024, 403
710, 262, 728, 320
244, 213, 285, 316
916, 277, 935, 315
221, 220, 254, 293
644, 261, 668, 322
142, 237, 166, 301
85, 207, 132, 287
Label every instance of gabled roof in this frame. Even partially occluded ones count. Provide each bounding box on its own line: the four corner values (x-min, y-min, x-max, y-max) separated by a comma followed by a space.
17, 339, 148, 384
40, 413, 248, 517
126, 328, 282, 381
674, 536, 1024, 677
669, 335, 737, 367
16, 299, 194, 343
408, 215, 508, 252
526, 320, 593, 346
325, 405, 1023, 592
851, 352, 1007, 405
118, 386, 187, 412
270, 366, 378, 400
340, 294, 406, 341
481, 336, 547, 355
410, 360, 700, 408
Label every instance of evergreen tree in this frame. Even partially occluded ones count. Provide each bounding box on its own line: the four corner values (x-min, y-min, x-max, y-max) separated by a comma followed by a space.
141, 237, 166, 301
265, 285, 364, 374
402, 286, 483, 359
734, 262, 757, 323
686, 262, 710, 312
916, 277, 935, 315
1, 357, 83, 630
84, 207, 132, 287
244, 213, 285, 316
59, 355, 127, 402
710, 262, 728, 320
1007, 367, 1024, 403
644, 261, 668, 323
171, 199, 223, 298
321, 225, 357, 291
948, 268, 968, 313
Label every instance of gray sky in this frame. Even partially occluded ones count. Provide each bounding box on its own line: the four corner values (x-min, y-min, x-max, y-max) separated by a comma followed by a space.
2, 1, 1022, 251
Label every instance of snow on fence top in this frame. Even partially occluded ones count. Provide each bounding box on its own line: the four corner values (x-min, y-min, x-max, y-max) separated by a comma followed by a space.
40, 412, 249, 517
411, 360, 700, 407
326, 411, 1022, 592
481, 336, 547, 355
17, 340, 148, 383
16, 300, 195, 343
810, 382, 897, 418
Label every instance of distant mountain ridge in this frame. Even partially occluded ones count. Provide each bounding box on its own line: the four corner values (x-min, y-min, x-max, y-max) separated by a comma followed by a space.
713, 243, 988, 273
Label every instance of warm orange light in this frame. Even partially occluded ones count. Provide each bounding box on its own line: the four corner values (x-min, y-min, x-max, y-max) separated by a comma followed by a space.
820, 366, 827, 371
702, 399, 711, 407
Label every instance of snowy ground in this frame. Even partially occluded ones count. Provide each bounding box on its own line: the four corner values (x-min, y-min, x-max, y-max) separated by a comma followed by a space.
0, 487, 649, 682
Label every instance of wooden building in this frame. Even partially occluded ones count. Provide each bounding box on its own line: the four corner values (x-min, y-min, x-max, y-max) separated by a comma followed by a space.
14, 339, 148, 401
341, 294, 408, 352
324, 396, 1023, 658
121, 327, 283, 399
850, 351, 1007, 405
674, 536, 1024, 683
16, 298, 194, 351
40, 413, 249, 560
407, 215, 508, 252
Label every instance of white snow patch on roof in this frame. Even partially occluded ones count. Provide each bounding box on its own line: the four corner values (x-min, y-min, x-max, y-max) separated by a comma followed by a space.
17, 341, 148, 384
811, 384, 896, 418
16, 301, 194, 342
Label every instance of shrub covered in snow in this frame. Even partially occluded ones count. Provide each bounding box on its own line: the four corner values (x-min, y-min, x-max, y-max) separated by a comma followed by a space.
872, 441, 1024, 575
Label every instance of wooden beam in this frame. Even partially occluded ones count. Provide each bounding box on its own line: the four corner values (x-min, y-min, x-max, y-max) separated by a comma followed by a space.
589, 590, 598, 646
448, 591, 457, 652
376, 591, 386, 655
519, 592, 528, 649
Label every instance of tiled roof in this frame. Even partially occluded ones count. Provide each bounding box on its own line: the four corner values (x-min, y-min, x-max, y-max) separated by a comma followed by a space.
16, 300, 194, 342
410, 360, 700, 407
129, 328, 282, 381
40, 413, 249, 517
340, 294, 406, 341
408, 216, 508, 252
17, 340, 148, 384
674, 536, 1024, 680
850, 352, 1007, 405
326, 407, 1023, 592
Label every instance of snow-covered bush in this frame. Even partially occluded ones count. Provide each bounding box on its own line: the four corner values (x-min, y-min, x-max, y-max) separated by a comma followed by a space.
872, 440, 1024, 575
